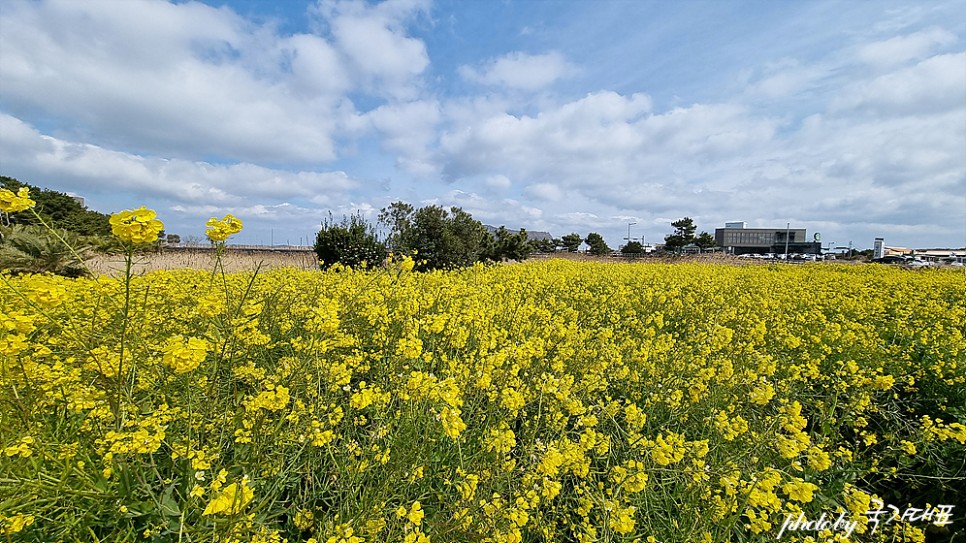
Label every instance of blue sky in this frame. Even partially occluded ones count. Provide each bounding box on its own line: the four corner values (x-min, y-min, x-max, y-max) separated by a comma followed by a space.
1, 0, 964, 249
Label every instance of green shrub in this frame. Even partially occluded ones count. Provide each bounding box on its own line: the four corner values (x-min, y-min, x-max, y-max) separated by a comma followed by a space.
314, 212, 387, 270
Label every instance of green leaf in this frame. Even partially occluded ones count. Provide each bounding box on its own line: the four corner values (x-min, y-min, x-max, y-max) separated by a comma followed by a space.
161, 485, 181, 516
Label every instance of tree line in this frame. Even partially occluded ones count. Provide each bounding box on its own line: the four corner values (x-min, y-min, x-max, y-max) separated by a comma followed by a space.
2, 175, 725, 277
313, 201, 687, 270
1, 176, 111, 236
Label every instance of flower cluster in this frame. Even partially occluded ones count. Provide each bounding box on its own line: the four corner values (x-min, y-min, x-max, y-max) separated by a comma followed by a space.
109, 206, 164, 244
161, 335, 209, 374
205, 213, 243, 242
0, 187, 35, 213
202, 479, 254, 516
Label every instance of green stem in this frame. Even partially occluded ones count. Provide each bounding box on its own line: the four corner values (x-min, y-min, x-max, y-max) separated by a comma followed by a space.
116, 247, 133, 429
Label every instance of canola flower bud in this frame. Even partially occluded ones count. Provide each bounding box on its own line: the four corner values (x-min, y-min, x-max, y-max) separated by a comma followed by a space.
0, 187, 36, 213
110, 206, 164, 245
205, 214, 243, 242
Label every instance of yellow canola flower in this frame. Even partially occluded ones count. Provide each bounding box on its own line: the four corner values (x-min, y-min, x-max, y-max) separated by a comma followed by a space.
110, 206, 164, 244
202, 479, 254, 516
324, 523, 364, 543
3, 436, 34, 458
486, 422, 516, 454
161, 335, 208, 374
439, 407, 467, 439
806, 446, 832, 471
782, 479, 819, 503
1, 260, 963, 541
396, 502, 425, 526
293, 509, 315, 530
0, 513, 35, 535
205, 213, 243, 242
0, 187, 35, 213
246, 384, 290, 412
407, 501, 425, 526
608, 504, 636, 534
651, 432, 687, 466
403, 531, 430, 543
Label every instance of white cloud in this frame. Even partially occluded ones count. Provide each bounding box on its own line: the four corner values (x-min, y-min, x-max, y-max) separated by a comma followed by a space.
1, 1, 964, 250
311, 0, 430, 99
744, 58, 828, 99
559, 212, 604, 230
361, 100, 441, 174
524, 183, 564, 202
484, 175, 512, 191
436, 35, 965, 248
832, 52, 966, 116
459, 51, 575, 91
0, 0, 432, 164
0, 113, 359, 204
856, 27, 957, 67
439, 93, 768, 194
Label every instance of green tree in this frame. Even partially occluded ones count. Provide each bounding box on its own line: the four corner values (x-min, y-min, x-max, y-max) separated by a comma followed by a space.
529, 237, 555, 253
672, 217, 697, 239
621, 240, 644, 254
663, 217, 698, 252
377, 201, 415, 252
314, 212, 387, 270
561, 233, 583, 252
585, 232, 611, 255
1, 176, 111, 236
378, 202, 490, 271
695, 231, 716, 250
487, 226, 533, 262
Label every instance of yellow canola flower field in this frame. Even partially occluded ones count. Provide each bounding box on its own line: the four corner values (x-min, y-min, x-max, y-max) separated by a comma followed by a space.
1, 261, 964, 543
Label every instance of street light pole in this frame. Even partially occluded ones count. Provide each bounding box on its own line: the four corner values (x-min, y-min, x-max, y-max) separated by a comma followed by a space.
625, 222, 637, 246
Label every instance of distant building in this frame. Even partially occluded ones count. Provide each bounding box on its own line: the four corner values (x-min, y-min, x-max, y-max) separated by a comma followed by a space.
910, 248, 966, 263
483, 225, 553, 242
714, 223, 821, 255
873, 238, 885, 259
884, 246, 913, 256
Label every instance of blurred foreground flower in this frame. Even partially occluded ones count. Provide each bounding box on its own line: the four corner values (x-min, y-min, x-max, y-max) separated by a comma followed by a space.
0, 187, 36, 213
205, 214, 243, 242
110, 207, 164, 244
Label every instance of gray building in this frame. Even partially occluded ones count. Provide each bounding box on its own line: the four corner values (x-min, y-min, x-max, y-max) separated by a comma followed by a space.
483, 225, 552, 242
715, 223, 821, 255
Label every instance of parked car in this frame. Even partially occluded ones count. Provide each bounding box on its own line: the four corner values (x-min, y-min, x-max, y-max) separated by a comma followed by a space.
871, 256, 907, 264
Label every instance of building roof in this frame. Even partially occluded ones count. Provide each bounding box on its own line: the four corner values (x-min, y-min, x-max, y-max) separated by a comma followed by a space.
484, 225, 553, 241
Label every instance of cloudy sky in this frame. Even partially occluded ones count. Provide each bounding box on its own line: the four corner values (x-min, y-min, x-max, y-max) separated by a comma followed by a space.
1, 0, 964, 249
